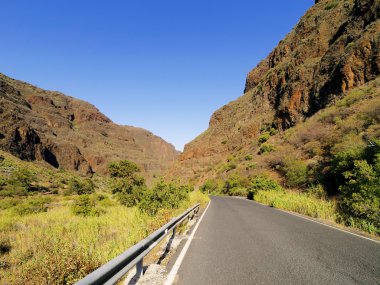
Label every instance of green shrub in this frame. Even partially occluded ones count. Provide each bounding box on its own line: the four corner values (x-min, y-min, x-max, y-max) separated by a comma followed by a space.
247, 176, 283, 200
71, 195, 103, 217
259, 143, 275, 154
68, 178, 95, 195
244, 154, 253, 161
327, 139, 380, 233
282, 158, 309, 188
258, 132, 270, 144
200, 179, 220, 194
229, 187, 248, 197
3, 168, 36, 195
109, 160, 146, 206
325, 1, 338, 10
224, 162, 237, 172
138, 180, 191, 216
222, 174, 250, 196
0, 190, 14, 197
108, 160, 140, 178
13, 197, 52, 216
269, 128, 277, 136
246, 163, 257, 170
338, 159, 379, 232
0, 197, 21, 210
308, 184, 327, 200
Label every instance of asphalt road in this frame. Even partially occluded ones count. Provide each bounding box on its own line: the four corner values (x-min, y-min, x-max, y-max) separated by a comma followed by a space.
175, 196, 380, 285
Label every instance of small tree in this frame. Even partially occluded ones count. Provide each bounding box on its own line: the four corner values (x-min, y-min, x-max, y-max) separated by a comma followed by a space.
109, 160, 146, 206
68, 178, 95, 195
138, 180, 190, 216
72, 195, 102, 217
247, 176, 283, 200
109, 160, 141, 178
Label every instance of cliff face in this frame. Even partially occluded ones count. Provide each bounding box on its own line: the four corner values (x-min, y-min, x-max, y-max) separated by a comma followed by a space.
0, 73, 179, 180
168, 0, 380, 182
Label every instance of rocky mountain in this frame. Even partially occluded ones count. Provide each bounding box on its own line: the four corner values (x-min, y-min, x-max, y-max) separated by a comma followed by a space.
168, 0, 380, 183
0, 73, 179, 181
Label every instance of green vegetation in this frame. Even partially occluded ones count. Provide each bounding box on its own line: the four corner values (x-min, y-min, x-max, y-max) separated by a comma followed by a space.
0, 155, 209, 284
200, 174, 249, 197
324, 0, 339, 10
71, 195, 104, 217
109, 160, 146, 206
244, 154, 253, 161
258, 132, 270, 144
333, 140, 380, 234
281, 158, 309, 188
247, 176, 283, 200
67, 178, 95, 195
259, 143, 275, 154
254, 190, 336, 220
139, 180, 192, 216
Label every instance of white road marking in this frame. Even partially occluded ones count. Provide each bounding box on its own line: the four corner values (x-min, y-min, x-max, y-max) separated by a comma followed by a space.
164, 201, 211, 285
238, 197, 380, 244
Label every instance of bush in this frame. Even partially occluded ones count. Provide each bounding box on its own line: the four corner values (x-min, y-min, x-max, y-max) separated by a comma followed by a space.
200, 179, 220, 195
68, 178, 95, 195
325, 1, 338, 10
308, 184, 327, 200
0, 197, 21, 210
244, 154, 253, 161
138, 180, 191, 216
0, 238, 11, 255
258, 132, 270, 144
221, 174, 250, 196
229, 187, 248, 197
338, 159, 379, 232
269, 128, 277, 136
247, 176, 283, 200
282, 158, 309, 188
108, 160, 146, 207
13, 197, 52, 216
246, 163, 257, 170
72, 195, 103, 217
108, 160, 141, 178
323, 139, 380, 233
259, 143, 275, 154
224, 162, 237, 172
4, 168, 36, 195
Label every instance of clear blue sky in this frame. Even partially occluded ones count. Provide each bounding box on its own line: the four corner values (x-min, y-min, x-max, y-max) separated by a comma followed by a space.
1, 0, 313, 151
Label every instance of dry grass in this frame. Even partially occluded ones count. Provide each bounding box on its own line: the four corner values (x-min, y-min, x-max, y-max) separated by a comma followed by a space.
0, 191, 209, 284
254, 190, 336, 220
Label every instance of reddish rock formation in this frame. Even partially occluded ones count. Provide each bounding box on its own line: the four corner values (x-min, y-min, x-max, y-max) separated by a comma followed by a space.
0, 73, 179, 181
168, 0, 380, 182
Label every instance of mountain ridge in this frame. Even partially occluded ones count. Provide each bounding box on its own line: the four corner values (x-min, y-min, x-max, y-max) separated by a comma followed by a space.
168, 0, 380, 183
0, 72, 179, 181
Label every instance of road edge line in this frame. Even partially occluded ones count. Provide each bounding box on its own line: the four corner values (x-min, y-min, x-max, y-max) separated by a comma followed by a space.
238, 197, 380, 244
164, 200, 211, 285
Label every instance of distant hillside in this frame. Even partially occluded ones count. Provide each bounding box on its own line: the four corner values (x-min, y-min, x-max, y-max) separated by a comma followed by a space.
0, 73, 179, 181
168, 0, 380, 183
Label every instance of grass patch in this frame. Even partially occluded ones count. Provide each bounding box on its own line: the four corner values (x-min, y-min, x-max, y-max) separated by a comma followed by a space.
0, 191, 208, 284
253, 190, 336, 220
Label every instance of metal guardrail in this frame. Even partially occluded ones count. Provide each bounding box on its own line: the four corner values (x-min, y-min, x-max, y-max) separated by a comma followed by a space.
75, 203, 200, 285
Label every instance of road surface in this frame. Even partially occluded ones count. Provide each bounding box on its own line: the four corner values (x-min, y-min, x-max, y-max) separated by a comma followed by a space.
174, 196, 380, 285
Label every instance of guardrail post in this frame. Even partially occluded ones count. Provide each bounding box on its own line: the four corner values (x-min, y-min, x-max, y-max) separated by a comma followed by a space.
136, 259, 144, 278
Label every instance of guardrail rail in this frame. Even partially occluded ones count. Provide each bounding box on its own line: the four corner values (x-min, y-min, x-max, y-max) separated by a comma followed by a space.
75, 203, 200, 285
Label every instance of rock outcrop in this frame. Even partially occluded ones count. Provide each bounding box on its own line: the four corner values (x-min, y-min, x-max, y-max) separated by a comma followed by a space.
0, 73, 179, 181
168, 0, 380, 182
